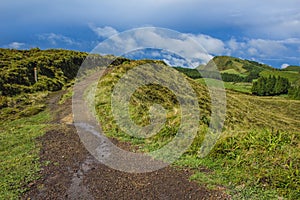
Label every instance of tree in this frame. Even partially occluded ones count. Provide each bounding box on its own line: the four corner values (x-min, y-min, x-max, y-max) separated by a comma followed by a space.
265, 75, 276, 95
275, 76, 290, 94
252, 76, 291, 96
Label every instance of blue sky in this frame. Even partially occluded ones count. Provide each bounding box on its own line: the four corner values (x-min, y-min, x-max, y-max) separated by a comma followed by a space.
1, 0, 300, 68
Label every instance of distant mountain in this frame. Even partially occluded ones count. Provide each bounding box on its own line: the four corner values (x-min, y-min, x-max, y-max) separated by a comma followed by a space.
199, 56, 273, 74
282, 65, 300, 72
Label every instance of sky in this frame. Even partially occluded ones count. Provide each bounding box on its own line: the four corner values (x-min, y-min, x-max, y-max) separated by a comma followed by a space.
1, 0, 300, 68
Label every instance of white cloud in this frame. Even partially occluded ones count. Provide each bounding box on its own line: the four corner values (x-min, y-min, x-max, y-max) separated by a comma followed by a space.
224, 37, 299, 63
188, 34, 226, 55
97, 27, 215, 67
163, 57, 187, 67
90, 26, 300, 68
38, 33, 77, 45
8, 42, 25, 49
281, 63, 289, 69
254, 13, 300, 38
248, 39, 288, 56
227, 38, 240, 52
89, 24, 118, 38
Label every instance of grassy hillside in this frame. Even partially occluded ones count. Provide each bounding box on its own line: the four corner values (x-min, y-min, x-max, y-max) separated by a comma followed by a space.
0, 48, 89, 96
194, 56, 300, 96
283, 65, 300, 72
0, 48, 125, 121
94, 60, 300, 199
0, 48, 86, 120
260, 70, 300, 85
213, 56, 300, 86
202, 56, 273, 75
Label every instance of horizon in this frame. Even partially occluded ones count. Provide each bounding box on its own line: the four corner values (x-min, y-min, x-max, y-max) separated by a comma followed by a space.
2, 47, 299, 70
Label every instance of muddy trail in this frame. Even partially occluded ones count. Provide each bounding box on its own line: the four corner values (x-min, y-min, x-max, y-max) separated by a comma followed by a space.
23, 90, 230, 200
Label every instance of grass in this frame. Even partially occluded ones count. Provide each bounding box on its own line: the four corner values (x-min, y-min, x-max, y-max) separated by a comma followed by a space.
92, 60, 300, 199
59, 86, 74, 105
222, 69, 247, 76
196, 78, 252, 94
0, 110, 51, 199
0, 91, 48, 122
175, 129, 300, 199
223, 82, 252, 94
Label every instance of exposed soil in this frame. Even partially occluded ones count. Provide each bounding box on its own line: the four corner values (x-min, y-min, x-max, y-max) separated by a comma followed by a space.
22, 90, 231, 200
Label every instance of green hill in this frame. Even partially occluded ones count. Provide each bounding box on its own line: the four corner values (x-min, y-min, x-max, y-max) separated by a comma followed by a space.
282, 65, 300, 72
0, 48, 126, 120
200, 56, 273, 75
94, 59, 300, 199
0, 48, 88, 96
193, 56, 300, 96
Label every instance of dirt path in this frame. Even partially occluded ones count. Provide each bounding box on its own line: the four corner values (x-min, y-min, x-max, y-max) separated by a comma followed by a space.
23, 89, 230, 200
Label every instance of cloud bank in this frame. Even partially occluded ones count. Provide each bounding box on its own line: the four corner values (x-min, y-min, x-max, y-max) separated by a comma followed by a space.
88, 25, 300, 67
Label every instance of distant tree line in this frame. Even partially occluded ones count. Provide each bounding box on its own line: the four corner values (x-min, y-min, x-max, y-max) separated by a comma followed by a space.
173, 67, 202, 79
221, 71, 260, 83
251, 76, 290, 96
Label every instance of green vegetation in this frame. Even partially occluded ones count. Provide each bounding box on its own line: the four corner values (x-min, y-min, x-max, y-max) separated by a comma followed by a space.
224, 82, 252, 94
177, 129, 300, 199
288, 86, 300, 100
259, 70, 300, 85
174, 67, 202, 79
0, 48, 123, 97
0, 48, 88, 96
202, 56, 273, 75
252, 76, 290, 96
198, 56, 300, 88
1, 48, 300, 199
0, 91, 48, 121
0, 110, 51, 199
282, 65, 300, 72
0, 48, 94, 198
221, 73, 244, 82
196, 78, 252, 94
94, 60, 300, 199
194, 56, 300, 99
0, 48, 124, 121
58, 84, 74, 105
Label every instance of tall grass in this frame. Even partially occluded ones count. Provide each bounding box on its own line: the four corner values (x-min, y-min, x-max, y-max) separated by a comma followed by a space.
93, 60, 300, 199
